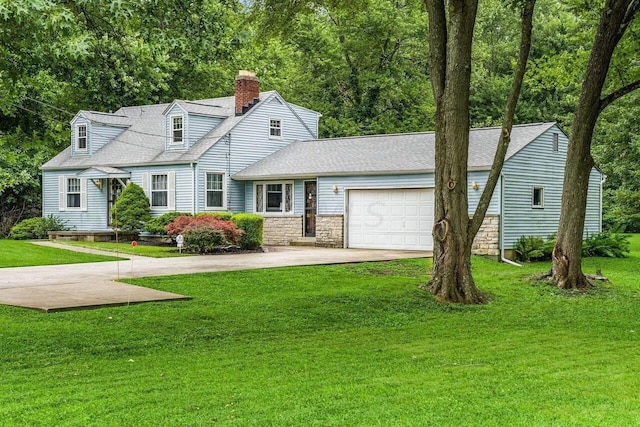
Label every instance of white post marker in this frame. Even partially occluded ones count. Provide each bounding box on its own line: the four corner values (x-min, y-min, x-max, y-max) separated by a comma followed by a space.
176, 234, 184, 254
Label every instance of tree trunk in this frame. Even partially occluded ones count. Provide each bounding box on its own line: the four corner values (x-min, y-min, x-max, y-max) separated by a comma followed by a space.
423, 0, 481, 303
552, 0, 638, 289
423, 0, 535, 303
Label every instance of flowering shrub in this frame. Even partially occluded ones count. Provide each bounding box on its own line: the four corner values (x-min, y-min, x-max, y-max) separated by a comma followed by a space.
165, 215, 243, 245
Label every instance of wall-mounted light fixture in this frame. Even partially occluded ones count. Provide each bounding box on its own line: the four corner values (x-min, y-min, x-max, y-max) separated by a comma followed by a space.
471, 181, 479, 191
332, 185, 339, 193
91, 179, 103, 189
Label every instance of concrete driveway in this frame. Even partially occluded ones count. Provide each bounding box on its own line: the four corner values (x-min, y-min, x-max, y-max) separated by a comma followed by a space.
0, 244, 430, 311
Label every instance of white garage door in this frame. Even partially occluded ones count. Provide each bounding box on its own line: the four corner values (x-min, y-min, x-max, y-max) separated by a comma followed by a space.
347, 188, 434, 250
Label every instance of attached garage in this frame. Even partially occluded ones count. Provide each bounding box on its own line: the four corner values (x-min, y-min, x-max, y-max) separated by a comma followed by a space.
346, 188, 434, 250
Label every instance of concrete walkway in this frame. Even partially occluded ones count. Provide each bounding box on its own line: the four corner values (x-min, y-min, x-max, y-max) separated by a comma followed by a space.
0, 244, 430, 312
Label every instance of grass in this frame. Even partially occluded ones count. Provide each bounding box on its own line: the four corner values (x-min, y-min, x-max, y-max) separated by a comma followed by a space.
55, 240, 193, 258
1, 235, 639, 425
0, 240, 121, 268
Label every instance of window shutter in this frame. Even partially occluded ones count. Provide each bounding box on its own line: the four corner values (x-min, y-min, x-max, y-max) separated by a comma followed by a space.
58, 176, 66, 211
168, 171, 176, 210
80, 178, 87, 211
142, 172, 149, 198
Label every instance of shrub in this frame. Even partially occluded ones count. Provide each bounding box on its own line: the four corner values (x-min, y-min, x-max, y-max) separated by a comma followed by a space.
145, 212, 191, 235
582, 232, 630, 258
232, 213, 264, 250
515, 235, 546, 262
165, 214, 243, 245
9, 215, 68, 240
183, 226, 225, 254
111, 182, 151, 233
196, 211, 233, 221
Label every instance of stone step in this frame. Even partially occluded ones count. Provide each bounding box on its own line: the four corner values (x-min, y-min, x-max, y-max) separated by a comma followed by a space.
289, 237, 317, 247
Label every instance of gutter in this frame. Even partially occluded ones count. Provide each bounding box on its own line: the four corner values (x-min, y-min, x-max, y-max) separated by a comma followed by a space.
499, 173, 522, 267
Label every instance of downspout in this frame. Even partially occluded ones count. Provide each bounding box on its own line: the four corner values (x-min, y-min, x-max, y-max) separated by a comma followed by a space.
227, 133, 232, 211
191, 162, 196, 215
500, 173, 522, 267
600, 174, 606, 233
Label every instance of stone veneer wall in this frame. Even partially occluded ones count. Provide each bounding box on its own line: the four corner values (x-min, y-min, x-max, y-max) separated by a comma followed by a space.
316, 215, 344, 247
262, 216, 303, 245
471, 214, 500, 256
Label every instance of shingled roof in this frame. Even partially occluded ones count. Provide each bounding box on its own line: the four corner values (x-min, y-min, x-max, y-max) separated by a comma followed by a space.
42, 91, 278, 170
233, 122, 556, 180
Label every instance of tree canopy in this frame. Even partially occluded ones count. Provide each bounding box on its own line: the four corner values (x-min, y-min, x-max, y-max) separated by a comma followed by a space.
0, 0, 638, 237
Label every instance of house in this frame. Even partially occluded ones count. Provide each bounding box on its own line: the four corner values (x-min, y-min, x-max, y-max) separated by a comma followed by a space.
42, 72, 603, 259
233, 123, 603, 259
41, 70, 321, 233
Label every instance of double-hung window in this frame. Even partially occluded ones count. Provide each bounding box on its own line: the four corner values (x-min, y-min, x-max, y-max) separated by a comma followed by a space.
171, 116, 183, 144
255, 182, 293, 214
269, 118, 282, 139
67, 178, 81, 208
76, 124, 87, 151
206, 172, 224, 209
151, 174, 168, 207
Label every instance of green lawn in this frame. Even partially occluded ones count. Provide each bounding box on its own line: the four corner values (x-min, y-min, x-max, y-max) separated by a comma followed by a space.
56, 240, 193, 258
1, 236, 639, 426
0, 240, 121, 268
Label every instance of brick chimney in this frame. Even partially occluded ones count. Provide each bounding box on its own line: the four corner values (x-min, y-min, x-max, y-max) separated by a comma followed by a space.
235, 70, 260, 116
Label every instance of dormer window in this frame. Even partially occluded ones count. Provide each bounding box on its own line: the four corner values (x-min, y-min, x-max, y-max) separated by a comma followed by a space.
269, 118, 282, 139
76, 124, 87, 150
171, 115, 183, 144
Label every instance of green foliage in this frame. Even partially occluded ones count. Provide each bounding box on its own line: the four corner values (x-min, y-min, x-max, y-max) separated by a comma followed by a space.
111, 182, 151, 233
232, 213, 264, 250
515, 235, 546, 262
196, 211, 233, 221
593, 92, 640, 232
183, 226, 225, 254
582, 232, 630, 258
516, 232, 630, 261
144, 212, 192, 235
9, 215, 68, 240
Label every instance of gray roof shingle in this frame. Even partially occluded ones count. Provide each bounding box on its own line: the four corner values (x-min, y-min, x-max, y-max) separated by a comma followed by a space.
233, 122, 556, 179
42, 92, 278, 170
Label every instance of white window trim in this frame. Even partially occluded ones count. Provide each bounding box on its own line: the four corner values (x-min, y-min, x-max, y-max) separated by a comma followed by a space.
205, 171, 227, 210
75, 124, 88, 151
144, 171, 176, 211
169, 114, 184, 146
59, 176, 87, 211
552, 132, 559, 152
254, 181, 294, 215
532, 187, 544, 209
269, 117, 283, 140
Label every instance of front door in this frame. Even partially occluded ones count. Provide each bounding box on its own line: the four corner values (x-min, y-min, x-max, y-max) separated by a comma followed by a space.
107, 179, 125, 225
304, 181, 317, 237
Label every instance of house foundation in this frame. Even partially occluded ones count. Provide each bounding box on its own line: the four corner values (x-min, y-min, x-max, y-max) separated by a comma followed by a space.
262, 216, 303, 245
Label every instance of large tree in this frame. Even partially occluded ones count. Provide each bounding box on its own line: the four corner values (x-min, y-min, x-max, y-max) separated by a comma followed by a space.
551, 0, 639, 289
423, 0, 536, 303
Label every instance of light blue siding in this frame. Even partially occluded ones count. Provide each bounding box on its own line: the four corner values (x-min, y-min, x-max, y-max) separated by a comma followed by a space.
502, 125, 602, 248
189, 114, 223, 149
207, 95, 316, 213
314, 172, 500, 216
91, 124, 125, 153
42, 169, 109, 230
128, 165, 194, 215
288, 103, 320, 138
